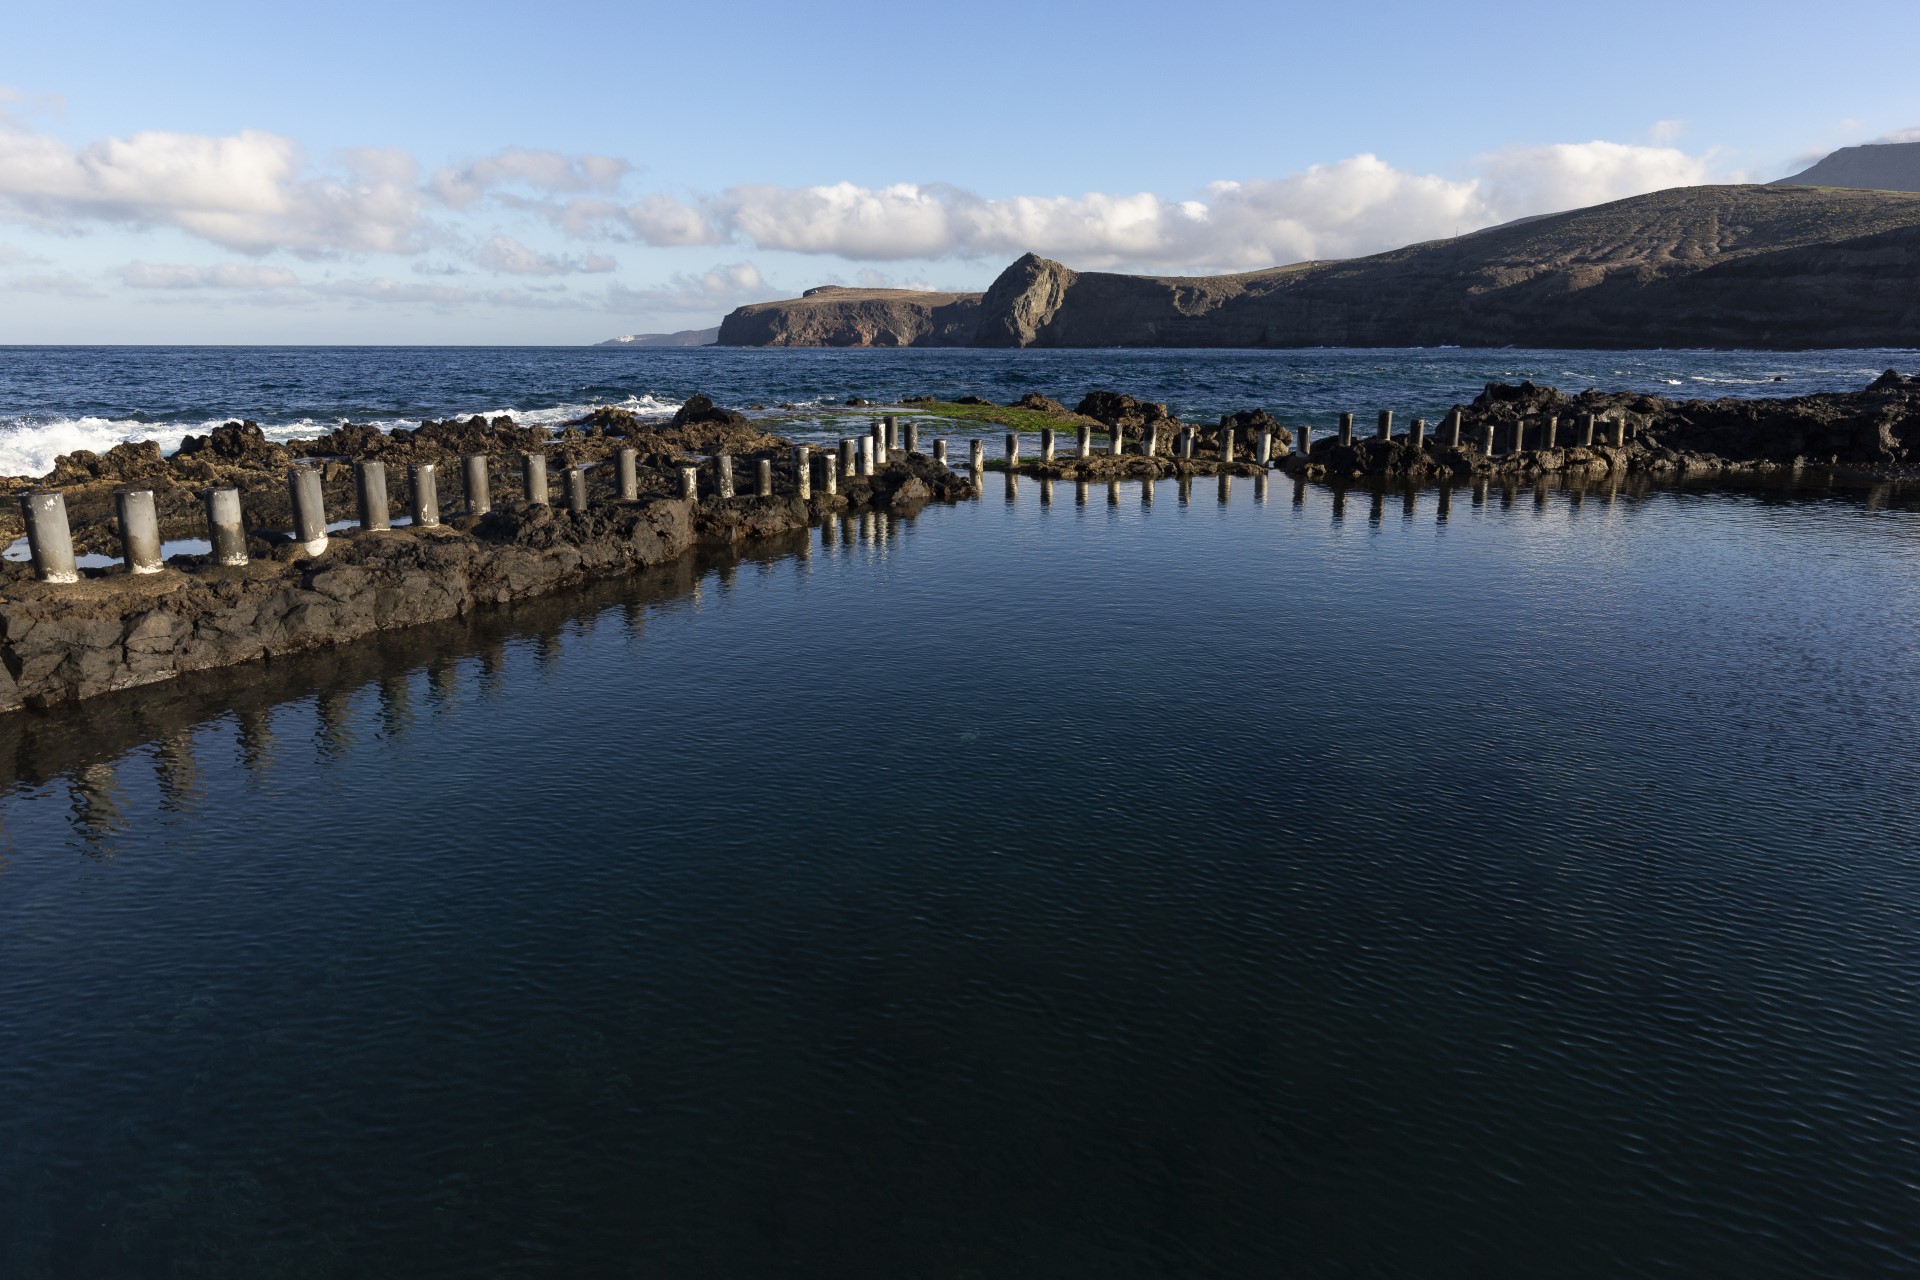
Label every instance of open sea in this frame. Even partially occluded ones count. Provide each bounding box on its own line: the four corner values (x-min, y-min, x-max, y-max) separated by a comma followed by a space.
2, 347, 1919, 1277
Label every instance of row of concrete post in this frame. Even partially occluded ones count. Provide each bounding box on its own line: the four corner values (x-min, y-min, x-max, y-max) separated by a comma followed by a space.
1332, 408, 1628, 455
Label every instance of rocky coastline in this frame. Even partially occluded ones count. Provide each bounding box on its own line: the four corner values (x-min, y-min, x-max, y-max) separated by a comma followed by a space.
3, 372, 1916, 716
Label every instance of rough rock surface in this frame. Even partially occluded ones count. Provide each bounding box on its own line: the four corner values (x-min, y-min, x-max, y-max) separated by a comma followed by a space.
716, 286, 982, 347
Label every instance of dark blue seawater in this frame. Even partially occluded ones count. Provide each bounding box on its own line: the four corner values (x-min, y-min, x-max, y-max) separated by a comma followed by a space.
3, 344, 1918, 477
2, 471, 1918, 1277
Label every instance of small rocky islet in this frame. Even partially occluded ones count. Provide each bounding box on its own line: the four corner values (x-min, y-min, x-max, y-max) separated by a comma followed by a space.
2, 372, 1918, 715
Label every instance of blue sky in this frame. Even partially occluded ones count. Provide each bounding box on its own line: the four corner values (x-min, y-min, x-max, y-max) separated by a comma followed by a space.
1, 0, 1916, 343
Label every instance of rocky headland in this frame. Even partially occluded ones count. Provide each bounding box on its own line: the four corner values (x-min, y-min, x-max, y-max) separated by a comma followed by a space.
716, 185, 1920, 350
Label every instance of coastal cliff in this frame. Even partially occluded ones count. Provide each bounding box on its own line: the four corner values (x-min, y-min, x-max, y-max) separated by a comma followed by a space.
717, 184, 1920, 350
716, 285, 981, 347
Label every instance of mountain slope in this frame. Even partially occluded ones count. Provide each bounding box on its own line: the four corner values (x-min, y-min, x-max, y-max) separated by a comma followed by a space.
1772, 140, 1920, 193
716, 184, 1920, 350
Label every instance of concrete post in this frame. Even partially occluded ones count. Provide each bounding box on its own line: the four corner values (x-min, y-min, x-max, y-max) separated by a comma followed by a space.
1256, 430, 1273, 465
205, 487, 248, 566
1543, 415, 1558, 450
19, 491, 78, 583
463, 454, 491, 516
567, 466, 589, 513
1377, 410, 1393, 440
355, 460, 391, 530
1178, 429, 1195, 460
933, 439, 948, 466
1479, 423, 1495, 455
114, 488, 163, 573
1144, 424, 1160, 457
717, 455, 736, 497
841, 438, 857, 478
871, 422, 887, 466
1299, 424, 1312, 454
1511, 420, 1527, 455
793, 446, 812, 500
617, 448, 639, 500
1006, 432, 1020, 466
288, 468, 328, 555
883, 415, 898, 450
1410, 419, 1426, 449
970, 438, 984, 472
756, 458, 773, 497
816, 452, 838, 497
1613, 417, 1628, 448
1076, 425, 1091, 459
1111, 425, 1124, 456
904, 422, 919, 455
1041, 427, 1055, 462
1338, 412, 1354, 446
522, 453, 549, 505
1219, 427, 1235, 462
1580, 413, 1596, 447
410, 462, 441, 527
857, 438, 874, 477
1443, 409, 1463, 449
680, 466, 699, 500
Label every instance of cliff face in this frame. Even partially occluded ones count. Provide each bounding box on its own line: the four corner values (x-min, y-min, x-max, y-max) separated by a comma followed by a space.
717, 185, 1920, 350
715, 285, 982, 347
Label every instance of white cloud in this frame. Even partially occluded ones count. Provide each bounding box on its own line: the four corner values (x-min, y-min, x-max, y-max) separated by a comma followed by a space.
0, 107, 426, 255
118, 261, 303, 289
535, 142, 1715, 272
1, 270, 100, 297
1869, 126, 1920, 144
608, 261, 770, 315
1650, 120, 1686, 144
472, 234, 614, 276
429, 148, 630, 207
0, 243, 46, 265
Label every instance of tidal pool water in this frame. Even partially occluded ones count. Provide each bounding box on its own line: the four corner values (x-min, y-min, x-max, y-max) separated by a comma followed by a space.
2, 474, 1917, 1277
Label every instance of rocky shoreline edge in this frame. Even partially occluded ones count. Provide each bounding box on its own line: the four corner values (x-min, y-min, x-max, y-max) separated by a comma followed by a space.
3, 372, 1916, 715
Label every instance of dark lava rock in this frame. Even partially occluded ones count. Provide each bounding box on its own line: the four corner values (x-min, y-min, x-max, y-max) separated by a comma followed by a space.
175, 419, 281, 466
1011, 393, 1070, 414
672, 393, 751, 430
1217, 408, 1295, 452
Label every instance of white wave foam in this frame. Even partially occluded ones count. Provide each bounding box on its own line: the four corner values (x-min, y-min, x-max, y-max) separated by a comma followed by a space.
0, 394, 685, 479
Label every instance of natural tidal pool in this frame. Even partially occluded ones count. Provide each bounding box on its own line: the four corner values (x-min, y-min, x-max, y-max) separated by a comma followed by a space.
2, 475, 1918, 1277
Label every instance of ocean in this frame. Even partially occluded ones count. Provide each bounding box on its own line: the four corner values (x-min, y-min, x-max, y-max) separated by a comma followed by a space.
3, 344, 1918, 477
2, 347, 1918, 1277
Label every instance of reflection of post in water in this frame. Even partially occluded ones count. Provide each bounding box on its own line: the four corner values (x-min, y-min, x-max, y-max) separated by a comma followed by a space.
618, 600, 646, 646
1604, 476, 1621, 507
1040, 478, 1054, 506
67, 761, 127, 852
235, 706, 275, 771
478, 638, 507, 698
859, 511, 875, 545
1368, 488, 1385, 526
532, 618, 565, 671
315, 689, 355, 761
153, 732, 202, 814
376, 670, 414, 741
1003, 471, 1019, 504
820, 516, 837, 548
1107, 481, 1119, 507
1075, 479, 1088, 506
1217, 473, 1231, 504
1437, 484, 1453, 524
1292, 475, 1306, 507
1534, 478, 1550, 510
1177, 475, 1192, 506
1331, 487, 1347, 523
1472, 478, 1489, 508
714, 556, 739, 593
1141, 478, 1154, 506
1402, 486, 1417, 521
1568, 482, 1587, 511
874, 511, 891, 546
1866, 483, 1891, 512
1499, 484, 1516, 512
1254, 471, 1268, 505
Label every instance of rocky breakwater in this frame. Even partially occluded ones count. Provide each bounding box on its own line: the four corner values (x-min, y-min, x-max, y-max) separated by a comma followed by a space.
0, 396, 975, 713
1285, 371, 1920, 484
983, 392, 1293, 479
